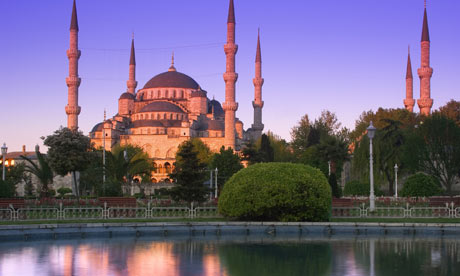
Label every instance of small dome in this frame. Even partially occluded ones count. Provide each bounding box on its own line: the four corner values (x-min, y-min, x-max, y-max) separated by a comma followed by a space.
139, 101, 185, 113
119, 92, 135, 100
143, 71, 199, 89
91, 123, 103, 132
208, 100, 225, 117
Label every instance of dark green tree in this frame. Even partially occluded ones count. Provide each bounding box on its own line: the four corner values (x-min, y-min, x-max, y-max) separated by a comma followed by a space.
43, 127, 92, 198
209, 146, 243, 192
241, 140, 262, 165
328, 173, 342, 198
169, 140, 209, 207
404, 114, 460, 194
20, 146, 54, 197
438, 99, 460, 127
79, 150, 104, 196
258, 134, 274, 162
0, 163, 26, 198
266, 131, 295, 162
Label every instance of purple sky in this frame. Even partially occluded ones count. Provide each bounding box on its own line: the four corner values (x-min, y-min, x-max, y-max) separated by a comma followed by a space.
1, 0, 459, 152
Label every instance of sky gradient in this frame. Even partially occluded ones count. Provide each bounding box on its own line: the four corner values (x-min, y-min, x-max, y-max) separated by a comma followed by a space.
1, 0, 459, 152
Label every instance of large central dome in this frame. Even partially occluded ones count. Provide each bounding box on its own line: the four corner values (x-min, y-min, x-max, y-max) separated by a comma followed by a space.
143, 71, 199, 89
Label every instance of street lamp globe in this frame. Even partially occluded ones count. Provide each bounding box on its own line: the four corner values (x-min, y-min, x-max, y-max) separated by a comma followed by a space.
1, 143, 7, 181
1, 143, 7, 156
367, 121, 376, 139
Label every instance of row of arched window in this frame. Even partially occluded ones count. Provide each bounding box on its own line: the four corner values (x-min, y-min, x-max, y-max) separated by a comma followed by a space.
133, 112, 185, 121
138, 89, 191, 100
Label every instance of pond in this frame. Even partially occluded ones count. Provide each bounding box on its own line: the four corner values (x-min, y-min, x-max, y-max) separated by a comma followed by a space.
0, 234, 459, 275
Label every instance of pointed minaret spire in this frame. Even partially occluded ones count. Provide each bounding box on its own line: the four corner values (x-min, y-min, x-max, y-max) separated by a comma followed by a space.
417, 0, 433, 116
65, 0, 81, 131
168, 52, 176, 72
223, 0, 239, 149
404, 46, 415, 112
70, 0, 79, 31
228, 0, 235, 23
252, 29, 264, 139
127, 36, 137, 94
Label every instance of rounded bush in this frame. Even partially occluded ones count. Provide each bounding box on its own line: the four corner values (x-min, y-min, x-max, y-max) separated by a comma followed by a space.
400, 173, 442, 197
218, 163, 331, 222
343, 180, 383, 196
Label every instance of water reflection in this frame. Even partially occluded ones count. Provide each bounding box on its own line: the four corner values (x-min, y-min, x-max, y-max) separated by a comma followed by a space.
0, 235, 459, 275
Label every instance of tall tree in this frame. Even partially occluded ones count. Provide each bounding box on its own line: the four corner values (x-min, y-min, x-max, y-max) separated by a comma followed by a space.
43, 127, 92, 199
169, 140, 209, 207
438, 99, 460, 127
21, 146, 54, 197
209, 146, 243, 192
258, 134, 274, 162
290, 114, 311, 155
404, 114, 460, 194
266, 131, 295, 162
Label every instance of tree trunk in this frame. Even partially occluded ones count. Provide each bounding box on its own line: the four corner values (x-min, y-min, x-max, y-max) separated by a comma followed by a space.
72, 171, 80, 201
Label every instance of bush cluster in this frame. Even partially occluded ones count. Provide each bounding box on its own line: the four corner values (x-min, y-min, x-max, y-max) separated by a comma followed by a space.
400, 173, 442, 197
218, 163, 331, 222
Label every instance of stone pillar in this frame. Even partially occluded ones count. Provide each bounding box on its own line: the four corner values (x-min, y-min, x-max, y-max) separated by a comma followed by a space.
223, 0, 238, 149
417, 7, 433, 116
65, 0, 81, 131
252, 30, 264, 140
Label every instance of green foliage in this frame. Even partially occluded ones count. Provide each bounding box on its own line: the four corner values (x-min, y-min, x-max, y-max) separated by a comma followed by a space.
400, 173, 442, 197
57, 187, 73, 197
403, 114, 460, 194
343, 180, 383, 196
0, 179, 16, 198
328, 173, 342, 198
266, 131, 295, 162
169, 140, 210, 205
438, 99, 460, 127
209, 147, 243, 191
258, 134, 274, 162
218, 163, 331, 222
79, 150, 104, 196
21, 146, 54, 197
189, 138, 213, 165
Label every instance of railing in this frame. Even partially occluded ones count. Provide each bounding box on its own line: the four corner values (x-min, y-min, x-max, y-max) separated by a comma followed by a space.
332, 202, 458, 219
0, 202, 220, 222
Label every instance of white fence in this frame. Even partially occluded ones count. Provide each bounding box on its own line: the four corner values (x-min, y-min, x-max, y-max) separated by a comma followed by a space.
332, 203, 459, 219
1, 202, 220, 221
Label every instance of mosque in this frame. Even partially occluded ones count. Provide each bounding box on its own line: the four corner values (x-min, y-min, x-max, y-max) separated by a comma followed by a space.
63, 0, 264, 183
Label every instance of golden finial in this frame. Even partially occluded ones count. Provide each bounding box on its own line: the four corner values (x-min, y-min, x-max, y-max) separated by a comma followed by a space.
104, 108, 106, 121
168, 52, 176, 72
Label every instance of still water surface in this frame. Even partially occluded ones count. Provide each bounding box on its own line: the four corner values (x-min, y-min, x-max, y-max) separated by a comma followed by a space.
0, 235, 459, 276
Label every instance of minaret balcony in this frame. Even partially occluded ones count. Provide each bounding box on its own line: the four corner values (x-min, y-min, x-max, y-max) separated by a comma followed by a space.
417, 98, 433, 109
417, 67, 433, 78
224, 44, 238, 55
252, 100, 264, 108
66, 49, 81, 59
223, 72, 238, 82
222, 102, 238, 111
253, 78, 264, 86
65, 105, 81, 115
66, 76, 81, 87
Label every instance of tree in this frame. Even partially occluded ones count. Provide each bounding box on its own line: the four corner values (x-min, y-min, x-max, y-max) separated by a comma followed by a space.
209, 146, 243, 192
404, 114, 460, 194
328, 173, 342, 198
105, 144, 154, 196
0, 163, 26, 198
266, 131, 295, 162
43, 127, 92, 198
20, 146, 54, 197
169, 140, 209, 206
79, 150, 104, 196
241, 140, 262, 165
258, 134, 274, 162
290, 114, 311, 155
438, 99, 460, 127
189, 138, 213, 165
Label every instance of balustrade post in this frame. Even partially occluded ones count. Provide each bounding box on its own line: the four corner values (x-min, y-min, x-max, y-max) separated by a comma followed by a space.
147, 201, 152, 218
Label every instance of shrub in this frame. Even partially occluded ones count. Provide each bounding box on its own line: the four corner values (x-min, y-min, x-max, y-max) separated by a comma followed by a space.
400, 173, 442, 197
57, 187, 73, 198
218, 163, 331, 222
0, 179, 16, 198
343, 180, 383, 196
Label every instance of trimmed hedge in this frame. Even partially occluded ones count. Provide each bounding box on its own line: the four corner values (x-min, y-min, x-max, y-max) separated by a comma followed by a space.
400, 173, 442, 197
218, 163, 331, 222
343, 180, 383, 196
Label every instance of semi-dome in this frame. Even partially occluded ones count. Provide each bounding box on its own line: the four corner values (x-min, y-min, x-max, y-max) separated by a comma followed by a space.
139, 101, 185, 113
91, 122, 103, 132
119, 92, 135, 100
143, 71, 199, 89
208, 99, 225, 117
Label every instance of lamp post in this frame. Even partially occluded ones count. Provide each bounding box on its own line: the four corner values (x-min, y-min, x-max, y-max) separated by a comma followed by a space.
214, 168, 218, 198
394, 164, 398, 198
102, 110, 106, 195
1, 143, 7, 181
367, 121, 376, 211
209, 169, 213, 200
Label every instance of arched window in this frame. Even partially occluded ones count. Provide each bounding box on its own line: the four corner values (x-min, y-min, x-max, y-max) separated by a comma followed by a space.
157, 113, 160, 120
164, 90, 169, 98
173, 90, 176, 98
164, 162, 171, 174
163, 113, 167, 120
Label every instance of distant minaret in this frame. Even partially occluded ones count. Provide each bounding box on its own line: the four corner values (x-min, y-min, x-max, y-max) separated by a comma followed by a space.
417, 0, 433, 116
127, 36, 137, 94
404, 46, 415, 112
252, 29, 264, 140
223, 0, 239, 149
65, 0, 81, 130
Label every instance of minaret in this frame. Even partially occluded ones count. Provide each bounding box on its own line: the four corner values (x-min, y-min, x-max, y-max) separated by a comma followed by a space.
223, 0, 238, 149
252, 29, 264, 140
65, 0, 81, 131
404, 46, 415, 112
417, 0, 433, 116
127, 36, 137, 94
